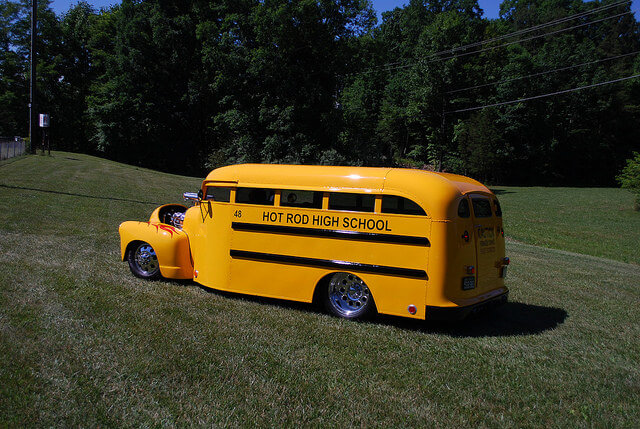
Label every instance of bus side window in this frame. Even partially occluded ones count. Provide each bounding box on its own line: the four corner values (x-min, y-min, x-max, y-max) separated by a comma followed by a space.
236, 187, 275, 206
381, 195, 426, 216
329, 192, 375, 212
281, 190, 323, 209
471, 198, 492, 218
458, 198, 470, 218
205, 187, 231, 202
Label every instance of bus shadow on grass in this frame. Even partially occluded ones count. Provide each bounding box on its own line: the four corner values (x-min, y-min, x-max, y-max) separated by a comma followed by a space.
194, 284, 567, 338
379, 302, 568, 338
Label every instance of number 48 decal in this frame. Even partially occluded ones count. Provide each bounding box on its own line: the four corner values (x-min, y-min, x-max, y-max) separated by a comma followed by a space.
233, 210, 242, 218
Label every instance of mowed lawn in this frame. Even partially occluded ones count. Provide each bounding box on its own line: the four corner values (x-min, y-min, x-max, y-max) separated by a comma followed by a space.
494, 186, 640, 265
1, 152, 638, 426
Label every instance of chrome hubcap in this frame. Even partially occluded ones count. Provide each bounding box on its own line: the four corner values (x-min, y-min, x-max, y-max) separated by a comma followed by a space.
134, 243, 158, 275
328, 273, 370, 317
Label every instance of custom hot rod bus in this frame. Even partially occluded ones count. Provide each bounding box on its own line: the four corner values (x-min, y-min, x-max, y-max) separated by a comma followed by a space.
119, 164, 509, 320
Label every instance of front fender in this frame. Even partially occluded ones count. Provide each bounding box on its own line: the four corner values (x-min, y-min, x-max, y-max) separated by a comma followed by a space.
119, 221, 193, 279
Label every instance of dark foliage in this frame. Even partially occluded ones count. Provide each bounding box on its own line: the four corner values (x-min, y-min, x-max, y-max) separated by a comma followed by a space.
0, 0, 638, 184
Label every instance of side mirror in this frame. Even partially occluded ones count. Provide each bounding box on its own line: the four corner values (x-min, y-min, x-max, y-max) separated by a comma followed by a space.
183, 192, 200, 202
197, 189, 203, 200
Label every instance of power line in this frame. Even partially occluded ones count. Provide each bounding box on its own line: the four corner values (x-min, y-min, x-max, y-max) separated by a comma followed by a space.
444, 73, 640, 114
427, 0, 631, 58
376, 0, 631, 69
351, 1, 633, 76
446, 50, 640, 95
377, 9, 635, 74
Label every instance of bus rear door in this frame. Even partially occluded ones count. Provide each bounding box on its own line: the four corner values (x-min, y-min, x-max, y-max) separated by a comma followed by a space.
470, 195, 500, 292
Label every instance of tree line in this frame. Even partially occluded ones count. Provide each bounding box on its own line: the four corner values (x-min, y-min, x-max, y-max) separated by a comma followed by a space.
1, 0, 638, 185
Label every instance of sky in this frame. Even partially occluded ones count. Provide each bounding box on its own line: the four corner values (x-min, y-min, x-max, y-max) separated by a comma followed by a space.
373, 0, 501, 19
50, 0, 638, 23
50, 0, 504, 20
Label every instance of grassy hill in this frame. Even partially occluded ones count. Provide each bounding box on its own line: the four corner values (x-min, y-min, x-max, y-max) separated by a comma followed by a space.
494, 186, 640, 265
1, 152, 638, 426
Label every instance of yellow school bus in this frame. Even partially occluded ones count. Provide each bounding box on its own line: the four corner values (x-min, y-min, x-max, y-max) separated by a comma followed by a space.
119, 164, 509, 320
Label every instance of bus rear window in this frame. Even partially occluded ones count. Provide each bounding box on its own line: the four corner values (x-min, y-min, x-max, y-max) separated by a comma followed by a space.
329, 193, 374, 212
205, 187, 231, 202
471, 198, 492, 218
494, 199, 502, 217
381, 196, 426, 216
236, 187, 275, 206
458, 199, 470, 218
281, 190, 323, 209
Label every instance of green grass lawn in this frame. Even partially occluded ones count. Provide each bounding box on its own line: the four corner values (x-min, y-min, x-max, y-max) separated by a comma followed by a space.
1, 152, 639, 426
494, 186, 640, 265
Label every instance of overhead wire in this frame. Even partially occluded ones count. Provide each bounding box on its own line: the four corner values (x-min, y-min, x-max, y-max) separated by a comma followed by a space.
350, 0, 633, 76
341, 2, 640, 119
375, 0, 631, 69
444, 73, 640, 114
446, 50, 640, 95
374, 9, 635, 74
424, 0, 631, 58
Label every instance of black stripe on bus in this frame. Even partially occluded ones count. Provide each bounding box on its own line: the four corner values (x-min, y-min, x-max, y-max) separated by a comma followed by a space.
231, 222, 429, 246
229, 249, 427, 279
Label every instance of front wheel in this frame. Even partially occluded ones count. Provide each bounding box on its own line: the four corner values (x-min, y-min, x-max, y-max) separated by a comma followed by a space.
323, 272, 374, 319
127, 242, 161, 279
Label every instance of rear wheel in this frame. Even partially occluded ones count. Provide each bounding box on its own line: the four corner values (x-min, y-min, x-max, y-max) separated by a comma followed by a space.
127, 242, 160, 279
324, 272, 374, 319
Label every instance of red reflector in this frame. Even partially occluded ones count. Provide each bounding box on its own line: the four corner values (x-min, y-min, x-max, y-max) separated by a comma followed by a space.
194, 270, 199, 278
407, 305, 417, 315
501, 228, 504, 237
503, 257, 510, 265
462, 231, 470, 242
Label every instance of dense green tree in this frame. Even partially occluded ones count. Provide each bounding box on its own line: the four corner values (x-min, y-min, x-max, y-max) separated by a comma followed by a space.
341, 0, 488, 168
87, 0, 207, 172
617, 152, 640, 210
0, 1, 27, 137
54, 2, 94, 152
485, 0, 640, 185
0, 0, 63, 146
0, 0, 638, 186
198, 0, 375, 167
453, 107, 507, 183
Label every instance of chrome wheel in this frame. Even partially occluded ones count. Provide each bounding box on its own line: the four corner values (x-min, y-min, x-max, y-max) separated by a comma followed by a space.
326, 272, 372, 318
128, 242, 160, 279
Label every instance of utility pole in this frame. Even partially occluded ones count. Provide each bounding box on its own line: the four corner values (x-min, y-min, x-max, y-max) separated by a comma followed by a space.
29, 0, 37, 153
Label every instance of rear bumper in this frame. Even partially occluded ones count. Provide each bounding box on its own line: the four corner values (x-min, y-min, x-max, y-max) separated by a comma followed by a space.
425, 290, 509, 321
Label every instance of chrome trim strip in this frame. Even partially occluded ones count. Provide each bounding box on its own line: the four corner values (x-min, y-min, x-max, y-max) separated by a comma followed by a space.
230, 249, 427, 279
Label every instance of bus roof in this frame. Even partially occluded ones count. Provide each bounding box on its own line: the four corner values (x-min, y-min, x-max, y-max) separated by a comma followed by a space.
204, 164, 492, 219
